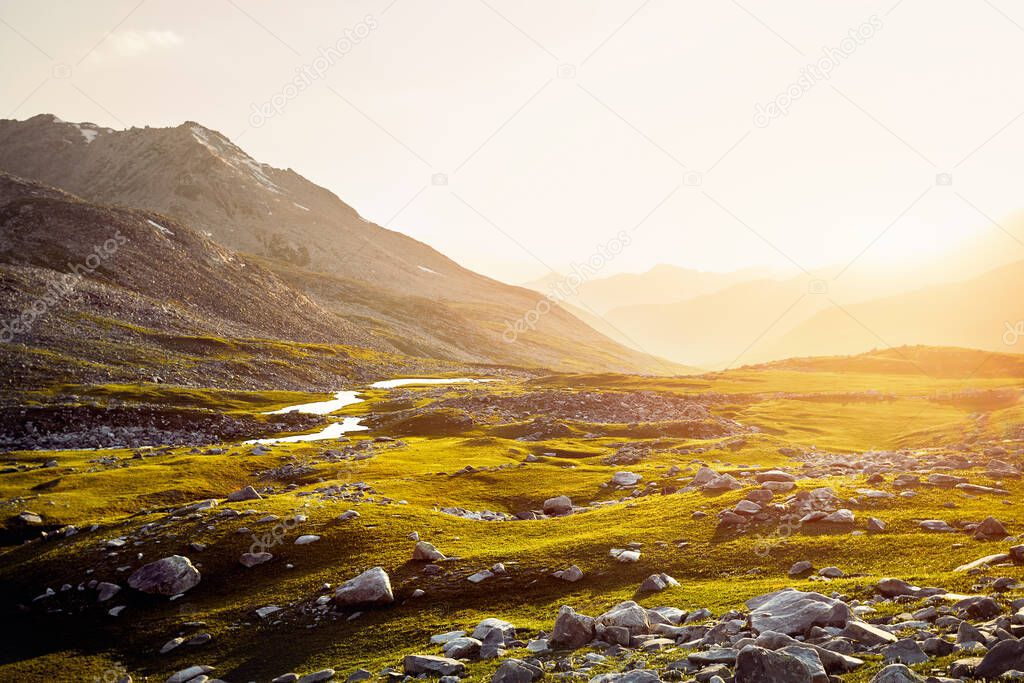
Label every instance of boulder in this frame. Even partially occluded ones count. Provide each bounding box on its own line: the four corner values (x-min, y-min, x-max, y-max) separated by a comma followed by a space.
128, 556, 201, 596
240, 552, 273, 568
611, 471, 642, 486
639, 573, 679, 592
755, 470, 796, 483
882, 639, 928, 665
412, 541, 446, 562
788, 561, 813, 578
746, 589, 849, 636
822, 509, 854, 525
703, 473, 743, 491
542, 495, 572, 516
226, 486, 261, 502
166, 666, 215, 683
491, 658, 543, 683
868, 664, 925, 683
954, 552, 1010, 573
553, 565, 583, 582
734, 645, 812, 683
973, 516, 1008, 540
333, 567, 394, 607
597, 601, 650, 636
96, 582, 121, 602
842, 620, 897, 646
975, 638, 1024, 679
442, 637, 482, 659
471, 618, 516, 643
402, 655, 465, 677
550, 605, 595, 649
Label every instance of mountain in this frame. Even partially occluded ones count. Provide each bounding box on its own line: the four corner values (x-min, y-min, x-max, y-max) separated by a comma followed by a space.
524, 264, 768, 315
760, 260, 1024, 361
0, 171, 435, 388
595, 237, 1024, 368
0, 115, 681, 375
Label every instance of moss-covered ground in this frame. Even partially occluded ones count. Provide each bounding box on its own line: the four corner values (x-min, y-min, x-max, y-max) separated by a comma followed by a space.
0, 347, 1022, 681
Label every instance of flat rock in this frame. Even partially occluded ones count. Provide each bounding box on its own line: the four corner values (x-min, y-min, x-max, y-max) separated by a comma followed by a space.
402, 655, 465, 677
240, 552, 273, 568
746, 589, 849, 636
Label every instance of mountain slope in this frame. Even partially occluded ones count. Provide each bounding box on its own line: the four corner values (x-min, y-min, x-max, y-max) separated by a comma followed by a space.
761, 260, 1024, 361
524, 264, 769, 315
0, 115, 680, 375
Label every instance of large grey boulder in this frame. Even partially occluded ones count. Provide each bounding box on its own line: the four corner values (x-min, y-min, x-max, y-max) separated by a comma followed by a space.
973, 516, 1008, 540
842, 620, 897, 646
611, 471, 642, 487
442, 637, 482, 659
227, 486, 261, 502
746, 589, 849, 636
412, 541, 446, 561
868, 664, 925, 682
596, 601, 650, 636
549, 606, 595, 649
639, 573, 678, 592
542, 496, 572, 516
128, 556, 201, 596
975, 639, 1024, 679
882, 639, 928, 665
734, 645, 812, 683
471, 617, 516, 643
754, 631, 864, 674
491, 658, 543, 683
332, 567, 394, 607
402, 655, 465, 677
778, 645, 828, 683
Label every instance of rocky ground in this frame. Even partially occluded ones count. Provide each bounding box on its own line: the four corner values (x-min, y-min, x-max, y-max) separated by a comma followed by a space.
1, 367, 1023, 682
0, 404, 325, 451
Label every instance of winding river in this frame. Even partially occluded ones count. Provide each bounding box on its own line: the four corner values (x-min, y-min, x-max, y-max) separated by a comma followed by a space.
246, 377, 494, 444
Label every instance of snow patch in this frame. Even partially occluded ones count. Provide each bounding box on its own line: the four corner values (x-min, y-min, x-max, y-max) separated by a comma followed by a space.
146, 219, 174, 236
417, 265, 439, 275
190, 125, 283, 194
293, 202, 310, 211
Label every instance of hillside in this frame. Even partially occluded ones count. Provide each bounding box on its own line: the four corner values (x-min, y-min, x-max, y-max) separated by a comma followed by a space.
745, 345, 1024, 379
0, 172, 483, 389
762, 261, 1024, 362
0, 115, 679, 376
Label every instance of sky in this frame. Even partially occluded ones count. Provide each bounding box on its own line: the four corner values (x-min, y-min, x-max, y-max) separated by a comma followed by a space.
2, 0, 1024, 284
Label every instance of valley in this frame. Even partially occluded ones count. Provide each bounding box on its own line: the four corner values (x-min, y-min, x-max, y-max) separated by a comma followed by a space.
1, 348, 1022, 682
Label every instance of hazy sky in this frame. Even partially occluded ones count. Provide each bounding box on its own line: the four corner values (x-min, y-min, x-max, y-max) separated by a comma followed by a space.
2, 0, 1024, 283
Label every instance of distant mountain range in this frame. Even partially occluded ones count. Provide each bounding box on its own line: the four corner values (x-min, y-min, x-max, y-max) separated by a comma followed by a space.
525, 229, 1024, 368
0, 115, 686, 377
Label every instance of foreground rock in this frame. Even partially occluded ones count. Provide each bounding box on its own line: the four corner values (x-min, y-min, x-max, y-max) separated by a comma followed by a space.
402, 655, 465, 677
734, 645, 813, 683
412, 541, 446, 561
128, 556, 201, 596
746, 589, 849, 635
333, 567, 394, 607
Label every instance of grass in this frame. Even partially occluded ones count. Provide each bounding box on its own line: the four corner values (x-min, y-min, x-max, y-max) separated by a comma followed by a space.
0, 354, 1022, 681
